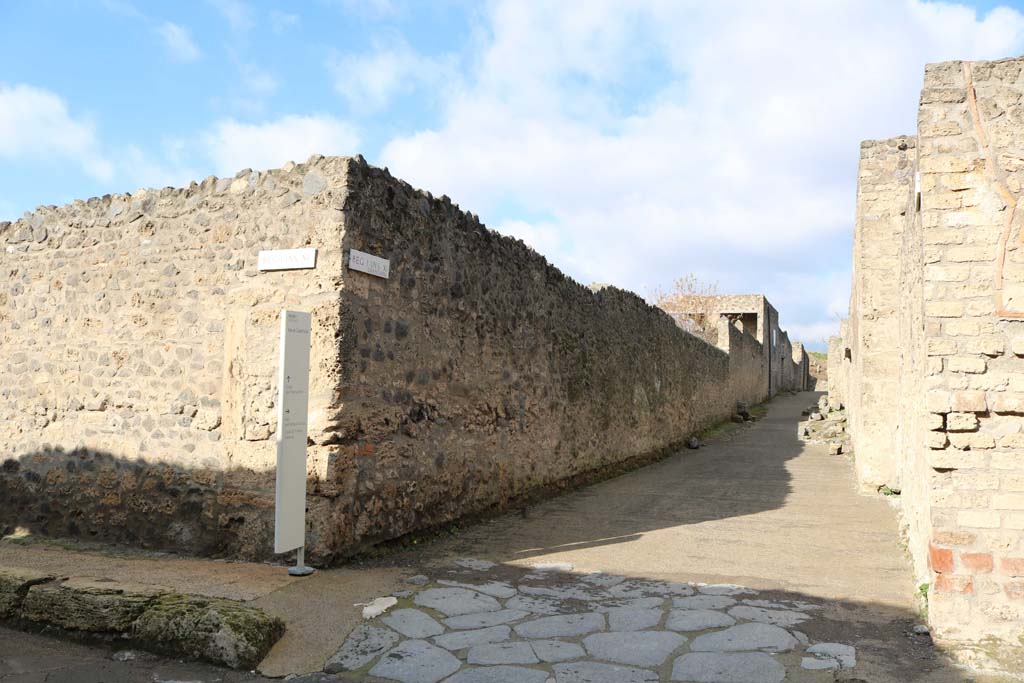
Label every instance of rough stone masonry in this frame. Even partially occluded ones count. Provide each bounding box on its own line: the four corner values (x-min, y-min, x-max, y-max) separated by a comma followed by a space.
832, 56, 1024, 672
0, 155, 806, 565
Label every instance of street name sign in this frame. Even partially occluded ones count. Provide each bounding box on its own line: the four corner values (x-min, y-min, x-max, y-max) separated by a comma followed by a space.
348, 249, 390, 278
258, 248, 317, 271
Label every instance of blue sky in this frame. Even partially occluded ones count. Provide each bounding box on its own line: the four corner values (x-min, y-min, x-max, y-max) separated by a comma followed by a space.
3, 0, 1024, 350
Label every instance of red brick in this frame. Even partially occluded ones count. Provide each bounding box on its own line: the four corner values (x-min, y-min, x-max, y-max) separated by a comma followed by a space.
1000, 557, 1024, 577
1005, 581, 1024, 600
357, 443, 376, 457
934, 574, 974, 594
961, 552, 993, 573
929, 543, 954, 573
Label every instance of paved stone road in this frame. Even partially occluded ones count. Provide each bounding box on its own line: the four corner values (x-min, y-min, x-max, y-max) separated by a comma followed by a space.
324, 560, 854, 682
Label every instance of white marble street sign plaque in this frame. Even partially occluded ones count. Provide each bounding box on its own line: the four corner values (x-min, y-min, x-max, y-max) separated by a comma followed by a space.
258, 248, 317, 271
274, 310, 312, 554
348, 249, 390, 278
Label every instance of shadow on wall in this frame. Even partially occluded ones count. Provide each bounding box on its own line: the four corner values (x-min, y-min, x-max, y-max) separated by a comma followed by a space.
0, 395, 802, 566
0, 450, 278, 560
405, 395, 805, 564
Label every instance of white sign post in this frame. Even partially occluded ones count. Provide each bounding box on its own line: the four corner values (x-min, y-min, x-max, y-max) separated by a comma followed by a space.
274, 310, 315, 576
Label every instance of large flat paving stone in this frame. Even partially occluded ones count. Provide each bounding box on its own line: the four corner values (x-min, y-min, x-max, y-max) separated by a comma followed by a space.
553, 661, 659, 682
369, 639, 461, 683
433, 625, 511, 651
382, 608, 445, 638
608, 580, 694, 598
593, 597, 665, 613
672, 596, 736, 610
324, 623, 400, 673
666, 609, 736, 632
443, 666, 548, 683
444, 609, 530, 630
529, 639, 586, 662
582, 631, 687, 667
467, 641, 539, 665
807, 642, 856, 668
607, 607, 663, 631
689, 623, 798, 653
727, 605, 809, 627
514, 612, 605, 639
506, 594, 563, 615
438, 580, 518, 599
415, 587, 502, 617
671, 652, 786, 682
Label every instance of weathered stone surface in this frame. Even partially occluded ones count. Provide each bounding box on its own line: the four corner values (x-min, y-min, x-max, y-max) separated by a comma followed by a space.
726, 605, 808, 627
608, 580, 693, 598
325, 623, 400, 673
529, 639, 586, 663
433, 625, 511, 651
514, 612, 605, 639
131, 593, 285, 669
671, 652, 786, 682
0, 569, 53, 618
607, 607, 663, 631
582, 631, 687, 666
415, 587, 502, 616
689, 623, 798, 653
438, 580, 517, 599
673, 596, 736, 610
466, 641, 539, 665
382, 608, 445, 638
552, 661, 659, 683
666, 609, 736, 631
444, 665, 549, 683
506, 594, 563, 615
454, 559, 497, 572
807, 642, 856, 668
370, 639, 461, 683
696, 584, 753, 596
22, 579, 161, 632
444, 609, 530, 630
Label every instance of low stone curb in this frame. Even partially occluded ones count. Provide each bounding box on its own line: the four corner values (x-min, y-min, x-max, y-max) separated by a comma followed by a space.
0, 567, 284, 669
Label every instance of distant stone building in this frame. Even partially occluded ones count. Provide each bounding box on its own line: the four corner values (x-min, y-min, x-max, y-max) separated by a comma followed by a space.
0, 155, 809, 565
667, 294, 811, 397
832, 57, 1024, 672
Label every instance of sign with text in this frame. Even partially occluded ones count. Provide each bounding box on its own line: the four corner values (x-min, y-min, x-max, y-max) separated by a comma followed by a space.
348, 249, 390, 279
258, 248, 317, 271
274, 310, 312, 554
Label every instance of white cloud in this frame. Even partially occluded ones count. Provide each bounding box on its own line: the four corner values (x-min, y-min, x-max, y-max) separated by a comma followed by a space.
239, 62, 278, 97
269, 9, 299, 33
209, 0, 254, 34
329, 39, 457, 112
158, 21, 201, 62
202, 114, 360, 176
0, 83, 113, 181
379, 0, 1024, 344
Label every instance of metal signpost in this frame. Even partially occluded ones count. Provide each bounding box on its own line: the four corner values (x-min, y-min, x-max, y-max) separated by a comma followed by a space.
274, 309, 315, 576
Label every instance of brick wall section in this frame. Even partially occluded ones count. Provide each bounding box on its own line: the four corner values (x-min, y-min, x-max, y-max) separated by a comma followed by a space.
831, 57, 1024, 669
717, 317, 768, 406
0, 156, 798, 564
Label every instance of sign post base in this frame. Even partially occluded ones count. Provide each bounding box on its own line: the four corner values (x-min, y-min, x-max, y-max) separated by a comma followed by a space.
288, 545, 315, 577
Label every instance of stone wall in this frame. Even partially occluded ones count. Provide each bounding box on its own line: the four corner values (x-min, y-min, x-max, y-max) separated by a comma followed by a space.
0, 156, 802, 564
831, 57, 1024, 671
848, 137, 917, 491
671, 294, 806, 398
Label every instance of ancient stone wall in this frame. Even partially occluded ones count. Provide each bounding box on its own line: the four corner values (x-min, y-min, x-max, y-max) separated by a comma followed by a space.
848, 137, 917, 491
0, 156, 798, 564
832, 57, 1024, 670
0, 157, 350, 558
717, 317, 767, 407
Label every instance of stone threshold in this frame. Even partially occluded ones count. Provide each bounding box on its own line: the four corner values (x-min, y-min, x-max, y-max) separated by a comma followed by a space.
0, 566, 284, 669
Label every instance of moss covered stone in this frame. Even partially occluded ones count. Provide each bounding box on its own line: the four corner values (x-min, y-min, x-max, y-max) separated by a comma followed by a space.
133, 594, 285, 669
0, 568, 54, 618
